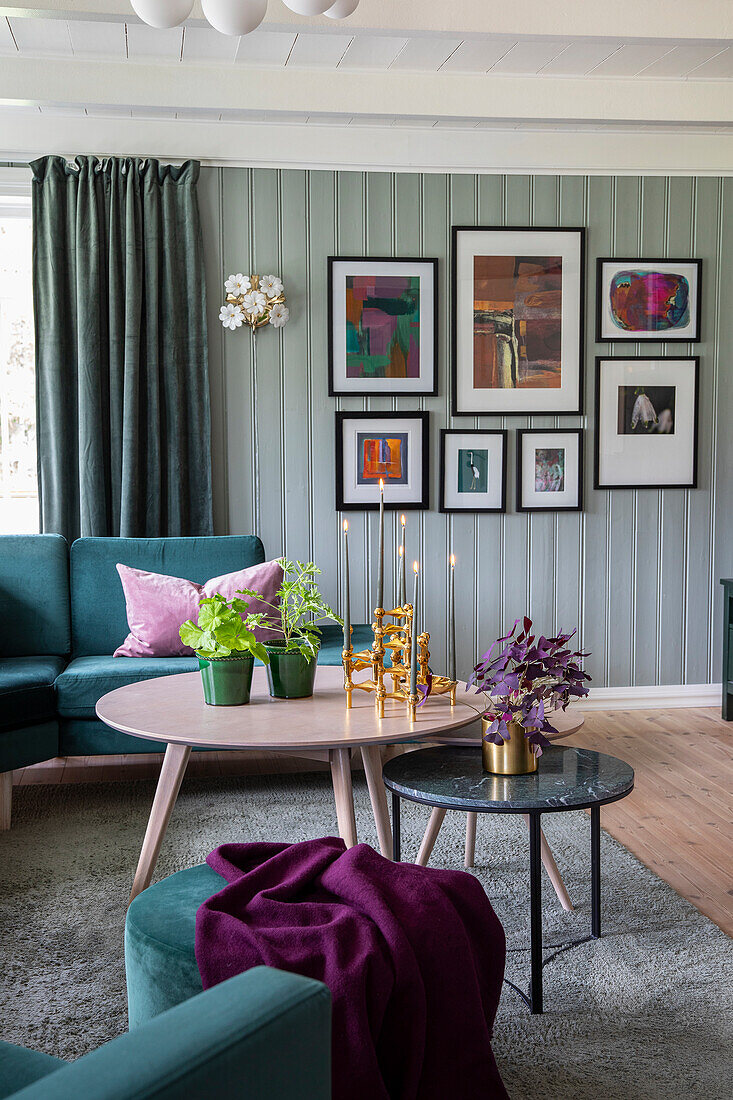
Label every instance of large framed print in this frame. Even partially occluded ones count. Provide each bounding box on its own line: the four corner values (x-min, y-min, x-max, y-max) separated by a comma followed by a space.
516, 428, 583, 512
328, 256, 438, 397
439, 429, 507, 513
335, 411, 429, 511
452, 226, 585, 416
596, 258, 702, 343
594, 357, 699, 490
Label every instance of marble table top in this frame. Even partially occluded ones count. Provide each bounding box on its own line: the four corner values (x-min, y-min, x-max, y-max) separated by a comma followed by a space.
382, 745, 634, 813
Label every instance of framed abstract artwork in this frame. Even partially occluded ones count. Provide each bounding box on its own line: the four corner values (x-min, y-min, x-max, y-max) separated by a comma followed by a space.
516, 428, 583, 512
335, 411, 429, 510
328, 256, 438, 396
451, 226, 585, 416
594, 357, 699, 489
596, 258, 702, 343
439, 429, 507, 513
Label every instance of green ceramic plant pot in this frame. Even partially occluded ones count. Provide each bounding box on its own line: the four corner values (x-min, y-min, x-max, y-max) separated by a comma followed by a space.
198, 654, 254, 706
264, 642, 319, 699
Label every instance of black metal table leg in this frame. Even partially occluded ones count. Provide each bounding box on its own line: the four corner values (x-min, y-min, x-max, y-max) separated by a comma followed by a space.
591, 803, 601, 938
392, 792, 401, 862
528, 811, 543, 1014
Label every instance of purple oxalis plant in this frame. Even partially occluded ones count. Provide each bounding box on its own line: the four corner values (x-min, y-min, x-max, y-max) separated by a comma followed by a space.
468, 617, 591, 756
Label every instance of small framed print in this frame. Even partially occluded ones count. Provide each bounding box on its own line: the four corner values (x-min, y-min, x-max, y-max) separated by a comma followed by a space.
594, 357, 699, 490
516, 428, 583, 512
452, 226, 585, 416
335, 411, 429, 511
328, 256, 438, 397
439, 429, 507, 513
596, 258, 702, 343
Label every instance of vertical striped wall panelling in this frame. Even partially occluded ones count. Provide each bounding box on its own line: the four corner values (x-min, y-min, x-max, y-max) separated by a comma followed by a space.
197, 168, 733, 689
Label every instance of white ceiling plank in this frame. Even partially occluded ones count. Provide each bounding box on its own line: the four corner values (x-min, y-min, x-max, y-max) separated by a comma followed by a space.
439, 39, 515, 73
0, 17, 17, 55
8, 17, 72, 56
235, 30, 295, 67
125, 24, 183, 62
338, 35, 408, 70
589, 44, 674, 77
182, 27, 239, 64
686, 47, 733, 78
389, 36, 462, 72
490, 40, 570, 74
287, 32, 352, 69
638, 45, 726, 78
540, 42, 620, 76
67, 19, 126, 59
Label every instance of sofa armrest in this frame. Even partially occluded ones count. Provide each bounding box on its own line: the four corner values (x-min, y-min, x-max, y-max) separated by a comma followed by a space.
12, 968, 331, 1100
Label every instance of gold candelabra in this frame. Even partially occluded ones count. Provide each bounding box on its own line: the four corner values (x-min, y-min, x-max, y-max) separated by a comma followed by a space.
342, 603, 457, 722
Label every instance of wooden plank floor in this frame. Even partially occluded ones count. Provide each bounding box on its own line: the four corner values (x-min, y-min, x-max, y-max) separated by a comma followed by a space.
13, 707, 732, 936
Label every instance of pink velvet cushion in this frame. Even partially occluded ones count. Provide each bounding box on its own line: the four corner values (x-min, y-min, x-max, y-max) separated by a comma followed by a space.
113, 560, 283, 658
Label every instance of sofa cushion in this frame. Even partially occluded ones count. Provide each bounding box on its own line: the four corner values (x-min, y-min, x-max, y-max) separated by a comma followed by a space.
318, 624, 383, 665
0, 656, 67, 732
0, 1040, 63, 1099
70, 537, 266, 657
0, 534, 70, 657
55, 656, 199, 719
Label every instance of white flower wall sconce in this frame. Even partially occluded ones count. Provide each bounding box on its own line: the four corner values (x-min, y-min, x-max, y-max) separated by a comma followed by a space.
219, 273, 290, 333
130, 0, 360, 34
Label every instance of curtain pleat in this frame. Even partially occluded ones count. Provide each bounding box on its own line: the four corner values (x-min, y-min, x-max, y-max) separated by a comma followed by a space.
31, 155, 214, 540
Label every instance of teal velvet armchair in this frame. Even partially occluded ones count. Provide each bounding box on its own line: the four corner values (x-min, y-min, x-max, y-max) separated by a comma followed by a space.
0, 967, 331, 1100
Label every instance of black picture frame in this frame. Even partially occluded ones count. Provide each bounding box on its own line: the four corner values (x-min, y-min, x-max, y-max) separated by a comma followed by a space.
335, 410, 430, 511
593, 356, 700, 490
327, 256, 439, 397
595, 258, 702, 343
439, 428, 508, 513
451, 226, 586, 417
516, 428, 584, 513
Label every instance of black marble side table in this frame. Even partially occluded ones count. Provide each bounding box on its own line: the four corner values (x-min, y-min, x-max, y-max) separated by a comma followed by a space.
382, 744, 634, 1014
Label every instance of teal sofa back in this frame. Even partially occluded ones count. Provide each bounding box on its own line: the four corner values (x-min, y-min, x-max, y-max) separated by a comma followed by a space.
70, 536, 267, 656
0, 535, 70, 657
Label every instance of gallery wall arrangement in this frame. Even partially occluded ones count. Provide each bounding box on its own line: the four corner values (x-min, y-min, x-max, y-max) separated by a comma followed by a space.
199, 168, 733, 690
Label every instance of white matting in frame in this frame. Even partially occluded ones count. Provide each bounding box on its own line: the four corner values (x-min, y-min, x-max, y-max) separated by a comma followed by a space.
440, 430, 507, 512
517, 429, 582, 512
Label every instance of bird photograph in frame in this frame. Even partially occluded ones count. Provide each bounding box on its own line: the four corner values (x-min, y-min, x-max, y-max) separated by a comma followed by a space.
440, 429, 507, 513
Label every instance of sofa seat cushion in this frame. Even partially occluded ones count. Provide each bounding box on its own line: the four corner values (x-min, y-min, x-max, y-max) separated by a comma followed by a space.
0, 656, 67, 732
317, 624, 376, 665
0, 1040, 64, 1099
55, 656, 199, 719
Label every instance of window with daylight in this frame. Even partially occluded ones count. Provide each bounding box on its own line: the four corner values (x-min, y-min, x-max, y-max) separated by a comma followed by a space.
0, 182, 37, 534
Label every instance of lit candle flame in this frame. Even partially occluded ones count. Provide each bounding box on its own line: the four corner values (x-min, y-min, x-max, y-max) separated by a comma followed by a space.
379, 478, 384, 491
413, 561, 419, 574
450, 554, 455, 567
398, 545, 404, 557
343, 520, 348, 533
400, 514, 406, 526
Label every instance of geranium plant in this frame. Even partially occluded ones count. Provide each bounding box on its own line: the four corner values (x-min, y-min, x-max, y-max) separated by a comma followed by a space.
179, 594, 269, 663
238, 558, 341, 662
469, 617, 590, 756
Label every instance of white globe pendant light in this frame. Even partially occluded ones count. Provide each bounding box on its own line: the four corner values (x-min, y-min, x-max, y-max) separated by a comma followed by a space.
282, 0, 332, 15
202, 0, 267, 35
324, 0, 359, 18
130, 0, 194, 29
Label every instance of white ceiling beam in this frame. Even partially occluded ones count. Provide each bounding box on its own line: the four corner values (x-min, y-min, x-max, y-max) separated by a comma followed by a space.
1, 55, 731, 124
2, 0, 733, 41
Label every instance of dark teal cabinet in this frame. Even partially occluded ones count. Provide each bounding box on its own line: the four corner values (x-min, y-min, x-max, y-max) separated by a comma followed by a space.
722, 579, 733, 720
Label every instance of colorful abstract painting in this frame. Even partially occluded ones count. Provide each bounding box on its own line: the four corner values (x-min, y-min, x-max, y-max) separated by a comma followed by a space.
345, 275, 420, 380
609, 271, 690, 333
473, 255, 562, 391
457, 448, 488, 493
356, 433, 409, 484
617, 386, 676, 435
534, 448, 565, 492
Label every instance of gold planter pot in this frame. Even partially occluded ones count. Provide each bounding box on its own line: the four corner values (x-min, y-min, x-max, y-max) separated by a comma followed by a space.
482, 717, 538, 775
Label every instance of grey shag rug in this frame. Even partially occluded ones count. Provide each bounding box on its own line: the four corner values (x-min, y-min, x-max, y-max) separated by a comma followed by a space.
1, 772, 731, 1099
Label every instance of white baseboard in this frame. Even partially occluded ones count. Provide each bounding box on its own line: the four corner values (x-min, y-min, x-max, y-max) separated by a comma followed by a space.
579, 683, 722, 711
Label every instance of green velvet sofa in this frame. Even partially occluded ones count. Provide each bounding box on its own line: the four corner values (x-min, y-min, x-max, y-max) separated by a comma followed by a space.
0, 533, 372, 828
0, 966, 331, 1099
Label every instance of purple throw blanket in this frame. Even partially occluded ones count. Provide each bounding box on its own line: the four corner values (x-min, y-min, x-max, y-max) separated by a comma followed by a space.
196, 838, 509, 1100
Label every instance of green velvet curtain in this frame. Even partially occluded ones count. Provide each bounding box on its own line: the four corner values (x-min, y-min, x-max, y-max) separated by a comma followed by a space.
30, 155, 213, 540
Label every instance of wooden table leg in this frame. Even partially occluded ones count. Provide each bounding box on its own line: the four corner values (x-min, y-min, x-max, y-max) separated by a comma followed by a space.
415, 807, 447, 866
465, 811, 477, 868
330, 748, 357, 848
129, 743, 191, 905
361, 744, 393, 859
523, 813, 574, 912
